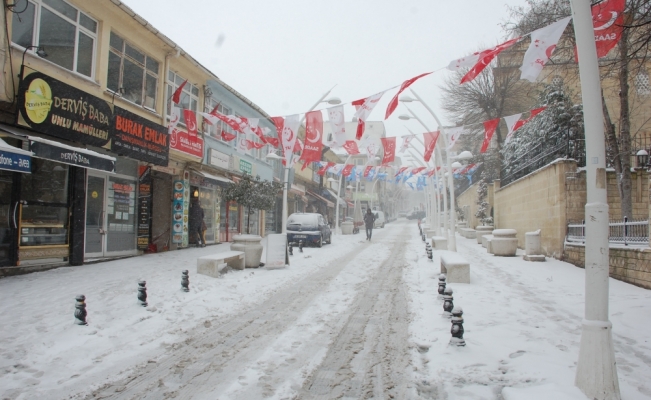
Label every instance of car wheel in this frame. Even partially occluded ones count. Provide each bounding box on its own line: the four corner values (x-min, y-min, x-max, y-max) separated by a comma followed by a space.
326, 234, 332, 244
317, 235, 323, 248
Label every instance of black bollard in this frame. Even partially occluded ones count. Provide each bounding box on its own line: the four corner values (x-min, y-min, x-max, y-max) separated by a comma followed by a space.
299, 240, 304, 253
438, 274, 447, 297
138, 280, 148, 307
443, 287, 454, 317
450, 306, 466, 346
427, 248, 433, 261
181, 270, 189, 292
422, 233, 426, 242
288, 244, 293, 256
74, 295, 87, 325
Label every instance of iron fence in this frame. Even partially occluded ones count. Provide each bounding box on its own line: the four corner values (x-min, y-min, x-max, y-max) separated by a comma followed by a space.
566, 217, 649, 246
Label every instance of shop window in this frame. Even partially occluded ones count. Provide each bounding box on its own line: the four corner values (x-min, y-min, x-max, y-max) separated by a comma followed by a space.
11, 0, 97, 78
166, 71, 199, 126
21, 159, 69, 204
635, 70, 651, 96
107, 32, 159, 109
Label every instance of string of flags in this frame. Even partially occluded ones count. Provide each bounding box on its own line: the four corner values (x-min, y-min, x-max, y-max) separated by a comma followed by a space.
165, 0, 623, 174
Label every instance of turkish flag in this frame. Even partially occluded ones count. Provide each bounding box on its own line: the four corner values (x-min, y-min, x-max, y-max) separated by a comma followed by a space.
380, 137, 396, 164
341, 164, 354, 177
504, 107, 546, 144
395, 166, 409, 177
411, 167, 426, 175
221, 131, 237, 141
172, 79, 187, 104
343, 140, 361, 155
385, 72, 432, 119
183, 109, 198, 138
423, 131, 440, 162
264, 136, 279, 148
244, 139, 265, 150
299, 110, 324, 170
352, 91, 385, 139
448, 38, 520, 84
480, 118, 500, 153
364, 166, 374, 177
317, 162, 334, 175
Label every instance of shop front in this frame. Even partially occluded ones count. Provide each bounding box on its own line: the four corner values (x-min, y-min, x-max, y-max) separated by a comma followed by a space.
189, 169, 232, 245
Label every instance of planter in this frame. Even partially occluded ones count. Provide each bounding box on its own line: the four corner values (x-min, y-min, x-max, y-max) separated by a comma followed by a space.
230, 234, 263, 268
341, 221, 354, 235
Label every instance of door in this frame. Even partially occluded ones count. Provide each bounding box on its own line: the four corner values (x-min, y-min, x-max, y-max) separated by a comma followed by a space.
0, 170, 18, 266
85, 173, 138, 258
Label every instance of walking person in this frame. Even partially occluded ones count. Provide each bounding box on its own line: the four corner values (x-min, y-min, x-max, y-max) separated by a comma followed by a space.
363, 208, 376, 241
189, 196, 205, 247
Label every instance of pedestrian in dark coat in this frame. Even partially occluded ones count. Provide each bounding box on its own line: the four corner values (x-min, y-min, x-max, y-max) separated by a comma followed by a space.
189, 197, 205, 247
363, 208, 376, 241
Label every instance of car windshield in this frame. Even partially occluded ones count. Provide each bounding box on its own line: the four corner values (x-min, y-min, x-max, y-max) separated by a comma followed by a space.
287, 214, 317, 225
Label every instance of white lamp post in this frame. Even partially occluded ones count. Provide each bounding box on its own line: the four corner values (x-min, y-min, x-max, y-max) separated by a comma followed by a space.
569, 0, 621, 398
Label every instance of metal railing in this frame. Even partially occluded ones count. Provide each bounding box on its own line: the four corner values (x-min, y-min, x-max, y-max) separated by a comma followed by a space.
566, 217, 649, 246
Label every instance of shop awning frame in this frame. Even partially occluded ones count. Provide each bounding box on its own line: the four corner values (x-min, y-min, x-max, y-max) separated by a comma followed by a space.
190, 168, 234, 185
326, 189, 347, 207
307, 190, 334, 208
0, 137, 33, 173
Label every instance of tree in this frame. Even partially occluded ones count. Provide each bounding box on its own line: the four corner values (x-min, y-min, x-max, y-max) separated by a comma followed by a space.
475, 178, 493, 226
223, 174, 282, 234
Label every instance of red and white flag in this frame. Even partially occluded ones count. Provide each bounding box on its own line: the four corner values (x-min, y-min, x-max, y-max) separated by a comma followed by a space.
412, 167, 426, 175
171, 79, 187, 104
326, 105, 346, 148
592, 0, 625, 58
183, 109, 199, 138
423, 131, 440, 162
364, 166, 374, 177
245, 139, 265, 150
342, 140, 361, 155
330, 164, 344, 175
504, 107, 546, 144
299, 110, 324, 170
168, 107, 181, 134
279, 114, 300, 167
380, 137, 397, 165
520, 17, 572, 82
480, 118, 500, 153
395, 166, 409, 177
293, 138, 303, 153
445, 126, 465, 150
222, 130, 237, 142
399, 134, 415, 153
264, 136, 279, 148
352, 91, 385, 140
198, 111, 219, 126
385, 72, 432, 119
427, 167, 441, 177
317, 162, 335, 176
448, 38, 520, 84
341, 164, 354, 177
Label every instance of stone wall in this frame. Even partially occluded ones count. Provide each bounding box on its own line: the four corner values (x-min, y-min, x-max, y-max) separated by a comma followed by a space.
456, 183, 481, 229
563, 244, 651, 289
493, 160, 576, 258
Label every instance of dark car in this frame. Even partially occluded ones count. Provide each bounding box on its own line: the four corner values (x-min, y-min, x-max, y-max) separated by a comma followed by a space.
406, 210, 426, 220
286, 213, 332, 247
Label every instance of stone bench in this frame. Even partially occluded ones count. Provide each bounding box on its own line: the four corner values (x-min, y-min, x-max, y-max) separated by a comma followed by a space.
439, 250, 470, 283
475, 226, 493, 244
459, 228, 476, 239
426, 229, 438, 239
524, 229, 545, 261
492, 229, 518, 256
431, 236, 448, 250
197, 250, 245, 277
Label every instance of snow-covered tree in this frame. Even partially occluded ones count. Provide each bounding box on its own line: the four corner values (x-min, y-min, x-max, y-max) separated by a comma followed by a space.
475, 178, 493, 226
223, 174, 282, 234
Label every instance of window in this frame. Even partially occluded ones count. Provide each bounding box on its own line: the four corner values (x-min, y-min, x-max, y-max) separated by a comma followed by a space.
635, 70, 651, 96
204, 97, 234, 142
167, 71, 199, 126
107, 32, 159, 109
11, 0, 97, 77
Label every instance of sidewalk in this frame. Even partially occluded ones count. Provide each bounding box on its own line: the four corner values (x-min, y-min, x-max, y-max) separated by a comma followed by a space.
0, 221, 649, 399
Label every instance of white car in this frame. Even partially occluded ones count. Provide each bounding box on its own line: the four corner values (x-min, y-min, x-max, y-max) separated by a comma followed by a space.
373, 211, 386, 228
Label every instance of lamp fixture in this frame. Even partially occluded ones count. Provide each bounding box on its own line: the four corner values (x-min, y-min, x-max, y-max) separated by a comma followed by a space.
193, 189, 199, 198
637, 149, 648, 168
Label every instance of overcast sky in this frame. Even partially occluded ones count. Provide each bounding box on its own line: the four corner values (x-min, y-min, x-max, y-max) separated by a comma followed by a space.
126, 0, 530, 148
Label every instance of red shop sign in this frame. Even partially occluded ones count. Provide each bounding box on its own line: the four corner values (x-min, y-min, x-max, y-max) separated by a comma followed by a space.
170, 128, 203, 158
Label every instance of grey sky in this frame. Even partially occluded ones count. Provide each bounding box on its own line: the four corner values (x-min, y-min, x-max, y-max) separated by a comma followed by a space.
126, 0, 530, 145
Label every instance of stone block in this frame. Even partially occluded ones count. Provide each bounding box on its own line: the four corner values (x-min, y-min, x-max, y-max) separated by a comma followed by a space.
197, 250, 245, 278
439, 250, 470, 284
459, 228, 476, 239
431, 236, 448, 250
475, 226, 493, 244
492, 229, 518, 257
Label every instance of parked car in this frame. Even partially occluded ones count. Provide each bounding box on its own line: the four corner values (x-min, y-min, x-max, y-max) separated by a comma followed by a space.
398, 211, 407, 218
286, 213, 332, 247
406, 210, 425, 220
373, 211, 386, 228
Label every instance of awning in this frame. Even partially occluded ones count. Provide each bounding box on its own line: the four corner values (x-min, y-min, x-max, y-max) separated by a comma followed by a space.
0, 138, 32, 173
326, 189, 347, 207
307, 190, 334, 208
190, 169, 234, 186
346, 201, 354, 208
0, 124, 116, 173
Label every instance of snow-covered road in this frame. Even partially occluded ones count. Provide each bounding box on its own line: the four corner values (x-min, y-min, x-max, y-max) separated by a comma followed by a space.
1, 219, 650, 399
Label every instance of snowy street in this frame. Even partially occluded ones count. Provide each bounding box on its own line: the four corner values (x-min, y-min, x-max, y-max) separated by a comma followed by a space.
1, 219, 650, 399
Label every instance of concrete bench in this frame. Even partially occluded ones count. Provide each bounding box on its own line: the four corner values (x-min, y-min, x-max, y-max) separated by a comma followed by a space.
475, 225, 493, 244
482, 234, 493, 253
524, 229, 545, 261
426, 229, 438, 239
431, 236, 448, 250
197, 250, 245, 277
492, 229, 518, 256
459, 228, 476, 239
439, 250, 470, 283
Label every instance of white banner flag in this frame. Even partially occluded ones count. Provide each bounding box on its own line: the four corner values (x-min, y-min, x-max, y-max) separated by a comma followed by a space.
445, 126, 465, 150
520, 17, 572, 82
326, 105, 346, 148
281, 114, 300, 167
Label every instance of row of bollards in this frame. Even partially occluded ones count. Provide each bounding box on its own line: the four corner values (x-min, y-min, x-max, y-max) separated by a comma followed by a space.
287, 240, 304, 257
74, 269, 192, 326
438, 273, 465, 346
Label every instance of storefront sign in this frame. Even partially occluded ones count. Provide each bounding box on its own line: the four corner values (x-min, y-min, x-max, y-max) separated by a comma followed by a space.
137, 166, 152, 250
112, 107, 169, 166
210, 148, 229, 170
170, 128, 203, 158
265, 233, 288, 268
239, 159, 252, 175
29, 140, 115, 172
0, 149, 31, 173
17, 70, 112, 147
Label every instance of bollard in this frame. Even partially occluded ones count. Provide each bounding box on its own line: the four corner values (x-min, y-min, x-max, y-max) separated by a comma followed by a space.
138, 280, 148, 307
438, 274, 447, 297
288, 244, 293, 256
74, 295, 87, 325
299, 240, 304, 253
427, 247, 433, 261
181, 270, 189, 292
450, 306, 466, 346
443, 287, 454, 317
422, 233, 426, 242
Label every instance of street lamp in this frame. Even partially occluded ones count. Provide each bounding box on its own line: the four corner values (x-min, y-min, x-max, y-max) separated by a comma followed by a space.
570, 0, 621, 397
265, 152, 288, 233
636, 149, 648, 169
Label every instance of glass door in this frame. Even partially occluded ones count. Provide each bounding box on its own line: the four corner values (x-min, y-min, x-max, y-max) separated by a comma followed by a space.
0, 170, 17, 266
85, 174, 105, 258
